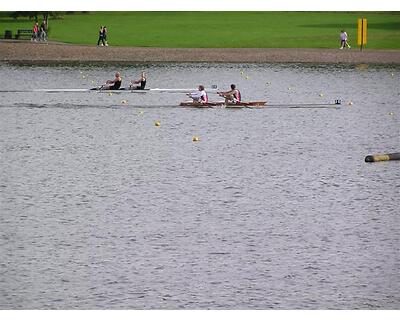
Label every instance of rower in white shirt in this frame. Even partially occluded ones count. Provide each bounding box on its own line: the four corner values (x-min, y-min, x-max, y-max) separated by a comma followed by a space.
187, 85, 208, 103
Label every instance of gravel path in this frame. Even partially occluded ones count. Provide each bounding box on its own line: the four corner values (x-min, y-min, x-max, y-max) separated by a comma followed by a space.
1, 41, 400, 64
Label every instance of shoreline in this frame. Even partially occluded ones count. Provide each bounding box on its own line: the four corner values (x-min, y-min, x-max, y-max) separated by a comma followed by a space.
1, 42, 400, 65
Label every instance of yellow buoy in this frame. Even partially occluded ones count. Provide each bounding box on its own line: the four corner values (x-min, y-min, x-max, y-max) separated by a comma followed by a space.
240, 71, 244, 75
82, 75, 86, 79
192, 136, 200, 142
121, 100, 127, 104
154, 121, 161, 127
108, 92, 113, 96
388, 112, 394, 116
91, 80, 95, 84
319, 93, 324, 97
138, 110, 144, 115
288, 87, 292, 90
245, 76, 249, 80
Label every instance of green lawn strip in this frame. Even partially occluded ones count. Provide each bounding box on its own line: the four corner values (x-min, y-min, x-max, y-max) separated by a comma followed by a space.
1, 12, 399, 49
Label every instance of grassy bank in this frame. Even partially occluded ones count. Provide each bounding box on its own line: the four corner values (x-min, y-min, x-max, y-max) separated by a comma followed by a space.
1, 12, 399, 49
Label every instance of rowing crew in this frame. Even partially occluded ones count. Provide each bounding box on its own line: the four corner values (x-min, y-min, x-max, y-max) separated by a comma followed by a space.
98, 72, 242, 103
187, 84, 241, 104
99, 71, 147, 90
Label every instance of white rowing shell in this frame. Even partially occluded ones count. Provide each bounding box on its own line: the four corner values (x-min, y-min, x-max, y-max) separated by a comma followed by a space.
0, 88, 218, 93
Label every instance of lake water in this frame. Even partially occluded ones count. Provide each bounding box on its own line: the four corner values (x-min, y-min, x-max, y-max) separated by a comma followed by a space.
0, 63, 399, 309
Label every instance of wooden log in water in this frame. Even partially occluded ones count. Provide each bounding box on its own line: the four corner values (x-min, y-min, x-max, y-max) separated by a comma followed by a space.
365, 152, 400, 162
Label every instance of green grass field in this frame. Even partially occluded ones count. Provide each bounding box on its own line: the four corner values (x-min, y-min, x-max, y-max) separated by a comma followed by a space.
1, 12, 400, 49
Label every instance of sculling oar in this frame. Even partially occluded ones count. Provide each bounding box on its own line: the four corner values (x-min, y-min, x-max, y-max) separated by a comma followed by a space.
90, 85, 105, 91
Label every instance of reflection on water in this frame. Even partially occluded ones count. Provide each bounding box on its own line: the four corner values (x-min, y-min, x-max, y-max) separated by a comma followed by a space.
0, 63, 399, 309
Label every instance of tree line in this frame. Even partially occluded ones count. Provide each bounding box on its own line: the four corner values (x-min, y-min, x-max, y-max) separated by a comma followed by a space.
5, 12, 90, 21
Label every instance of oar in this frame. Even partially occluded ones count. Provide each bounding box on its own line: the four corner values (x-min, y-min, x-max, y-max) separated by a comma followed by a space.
90, 84, 105, 91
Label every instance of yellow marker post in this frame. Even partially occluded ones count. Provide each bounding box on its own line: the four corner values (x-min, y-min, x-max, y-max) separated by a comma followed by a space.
357, 18, 367, 51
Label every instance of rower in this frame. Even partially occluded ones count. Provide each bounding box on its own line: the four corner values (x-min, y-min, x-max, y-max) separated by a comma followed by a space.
217, 84, 241, 104
187, 85, 208, 103
130, 71, 147, 90
102, 72, 122, 90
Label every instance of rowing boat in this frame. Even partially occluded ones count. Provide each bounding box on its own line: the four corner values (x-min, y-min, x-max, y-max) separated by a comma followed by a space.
179, 101, 267, 108
0, 88, 217, 93
0, 85, 219, 94
180, 100, 342, 109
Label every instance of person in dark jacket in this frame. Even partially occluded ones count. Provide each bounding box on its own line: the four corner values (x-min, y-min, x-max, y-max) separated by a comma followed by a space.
97, 26, 105, 46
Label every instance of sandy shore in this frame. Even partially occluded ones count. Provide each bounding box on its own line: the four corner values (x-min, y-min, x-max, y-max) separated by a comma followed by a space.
1, 41, 400, 64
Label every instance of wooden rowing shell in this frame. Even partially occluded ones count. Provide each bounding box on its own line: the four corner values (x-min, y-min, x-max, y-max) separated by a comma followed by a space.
179, 101, 267, 108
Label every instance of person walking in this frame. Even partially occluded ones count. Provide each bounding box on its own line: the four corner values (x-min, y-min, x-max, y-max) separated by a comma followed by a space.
39, 20, 47, 41
31, 22, 39, 41
340, 30, 351, 49
102, 26, 108, 46
97, 26, 105, 46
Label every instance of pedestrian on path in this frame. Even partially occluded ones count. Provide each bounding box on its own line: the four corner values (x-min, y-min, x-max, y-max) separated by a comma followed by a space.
103, 26, 108, 46
340, 30, 351, 49
39, 20, 47, 41
31, 22, 39, 41
97, 26, 105, 46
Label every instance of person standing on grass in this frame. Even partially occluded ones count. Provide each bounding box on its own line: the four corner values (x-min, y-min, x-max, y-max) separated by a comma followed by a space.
97, 26, 105, 46
103, 26, 108, 46
340, 30, 351, 49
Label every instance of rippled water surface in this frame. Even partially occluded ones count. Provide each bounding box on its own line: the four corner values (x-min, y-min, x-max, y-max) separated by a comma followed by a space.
0, 63, 399, 309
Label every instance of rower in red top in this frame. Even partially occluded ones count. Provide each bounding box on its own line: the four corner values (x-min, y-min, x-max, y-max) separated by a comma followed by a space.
217, 84, 241, 104
102, 72, 122, 90
187, 85, 208, 103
